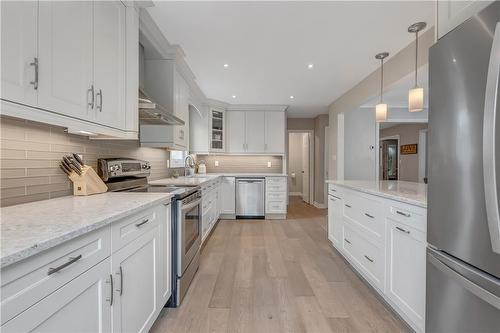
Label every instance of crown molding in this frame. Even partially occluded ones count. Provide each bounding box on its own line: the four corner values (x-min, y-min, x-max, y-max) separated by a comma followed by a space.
226, 104, 288, 112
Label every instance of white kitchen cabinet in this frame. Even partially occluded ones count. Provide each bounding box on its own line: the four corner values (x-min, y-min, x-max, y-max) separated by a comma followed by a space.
189, 104, 210, 153
227, 111, 246, 153
0, 1, 38, 106
221, 177, 236, 215
1, 258, 112, 333
111, 228, 160, 333
265, 177, 287, 218
174, 70, 189, 149
265, 111, 285, 154
437, 0, 494, 38
210, 109, 225, 152
93, 0, 126, 129
245, 111, 266, 152
159, 203, 172, 307
125, 7, 139, 134
386, 219, 426, 332
327, 194, 343, 248
37, 1, 93, 119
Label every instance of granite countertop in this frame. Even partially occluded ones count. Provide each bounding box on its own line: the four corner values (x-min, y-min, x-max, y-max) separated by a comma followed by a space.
149, 173, 287, 187
326, 180, 427, 208
1, 192, 174, 268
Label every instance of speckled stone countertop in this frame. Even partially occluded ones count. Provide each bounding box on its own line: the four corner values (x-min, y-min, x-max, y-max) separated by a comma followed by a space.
1, 192, 174, 268
149, 173, 287, 187
326, 180, 427, 208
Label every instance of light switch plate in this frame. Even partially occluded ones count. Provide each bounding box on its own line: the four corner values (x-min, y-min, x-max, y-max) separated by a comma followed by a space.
267, 161, 272, 168
215, 160, 219, 167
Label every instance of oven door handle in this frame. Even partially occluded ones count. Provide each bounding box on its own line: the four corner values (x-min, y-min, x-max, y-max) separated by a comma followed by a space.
181, 199, 201, 212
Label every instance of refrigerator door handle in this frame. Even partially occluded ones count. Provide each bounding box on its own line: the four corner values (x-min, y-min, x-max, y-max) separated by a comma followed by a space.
428, 251, 500, 310
483, 22, 500, 255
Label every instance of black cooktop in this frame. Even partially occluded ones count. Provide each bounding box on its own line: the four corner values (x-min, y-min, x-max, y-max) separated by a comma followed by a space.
127, 184, 200, 200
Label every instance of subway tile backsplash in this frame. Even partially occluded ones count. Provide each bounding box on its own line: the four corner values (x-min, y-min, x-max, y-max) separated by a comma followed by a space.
197, 154, 283, 174
0, 116, 174, 207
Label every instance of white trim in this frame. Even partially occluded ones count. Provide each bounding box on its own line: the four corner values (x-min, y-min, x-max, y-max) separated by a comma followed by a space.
227, 104, 288, 112
324, 126, 330, 206
313, 201, 327, 209
378, 134, 401, 181
379, 118, 428, 123
287, 129, 314, 204
337, 113, 345, 181
418, 129, 428, 183
289, 192, 302, 196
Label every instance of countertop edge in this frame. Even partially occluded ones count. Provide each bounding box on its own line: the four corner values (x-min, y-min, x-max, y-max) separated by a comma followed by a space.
0, 195, 173, 269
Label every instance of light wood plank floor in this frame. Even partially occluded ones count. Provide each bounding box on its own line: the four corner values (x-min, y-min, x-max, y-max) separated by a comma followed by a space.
151, 196, 410, 333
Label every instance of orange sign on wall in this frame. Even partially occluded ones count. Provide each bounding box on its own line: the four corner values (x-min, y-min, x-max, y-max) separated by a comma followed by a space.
401, 144, 418, 155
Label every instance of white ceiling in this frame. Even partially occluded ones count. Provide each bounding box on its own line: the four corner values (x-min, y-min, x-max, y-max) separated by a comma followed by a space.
148, 1, 434, 117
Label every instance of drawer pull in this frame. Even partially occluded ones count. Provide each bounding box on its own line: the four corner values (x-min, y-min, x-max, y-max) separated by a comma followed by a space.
345, 204, 352, 208
364, 255, 374, 263
364, 213, 375, 219
116, 265, 123, 296
135, 219, 150, 228
396, 226, 410, 234
47, 254, 82, 275
107, 274, 114, 306
396, 210, 411, 217
344, 238, 352, 244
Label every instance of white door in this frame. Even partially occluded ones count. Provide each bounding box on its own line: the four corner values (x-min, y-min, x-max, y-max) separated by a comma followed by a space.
37, 1, 93, 119
93, 1, 126, 129
245, 112, 266, 152
112, 228, 160, 333
221, 177, 236, 214
301, 133, 310, 203
1, 1, 38, 106
158, 204, 172, 307
227, 111, 246, 153
1, 259, 112, 333
265, 112, 285, 153
386, 220, 426, 332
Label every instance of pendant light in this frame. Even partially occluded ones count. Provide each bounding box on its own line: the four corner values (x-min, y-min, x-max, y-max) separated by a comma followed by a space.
408, 22, 427, 112
375, 52, 389, 122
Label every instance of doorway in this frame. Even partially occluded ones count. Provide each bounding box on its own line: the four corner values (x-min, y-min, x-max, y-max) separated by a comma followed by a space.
287, 131, 314, 204
379, 137, 399, 180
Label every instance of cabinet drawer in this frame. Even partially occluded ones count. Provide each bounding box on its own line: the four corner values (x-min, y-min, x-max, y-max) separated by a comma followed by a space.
1, 227, 111, 325
388, 201, 427, 233
266, 192, 286, 201
343, 224, 384, 290
343, 191, 384, 240
111, 205, 162, 252
266, 200, 286, 214
266, 177, 286, 185
328, 184, 343, 198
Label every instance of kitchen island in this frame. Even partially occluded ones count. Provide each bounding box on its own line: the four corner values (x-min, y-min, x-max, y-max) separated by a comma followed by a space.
326, 180, 427, 333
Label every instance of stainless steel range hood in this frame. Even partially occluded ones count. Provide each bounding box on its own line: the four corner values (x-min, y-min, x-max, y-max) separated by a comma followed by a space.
138, 88, 184, 125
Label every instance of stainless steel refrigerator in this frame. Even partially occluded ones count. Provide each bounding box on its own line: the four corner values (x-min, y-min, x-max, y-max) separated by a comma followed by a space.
427, 2, 500, 332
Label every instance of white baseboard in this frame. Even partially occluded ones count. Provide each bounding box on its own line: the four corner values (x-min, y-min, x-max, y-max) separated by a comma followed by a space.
313, 201, 327, 209
289, 192, 302, 196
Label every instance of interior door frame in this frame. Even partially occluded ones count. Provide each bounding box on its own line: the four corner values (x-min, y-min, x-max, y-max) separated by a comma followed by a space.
287, 129, 314, 204
379, 134, 400, 180
418, 129, 428, 183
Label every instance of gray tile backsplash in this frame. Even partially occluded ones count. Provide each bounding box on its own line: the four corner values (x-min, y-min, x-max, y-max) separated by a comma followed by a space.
0, 116, 174, 207
197, 154, 283, 174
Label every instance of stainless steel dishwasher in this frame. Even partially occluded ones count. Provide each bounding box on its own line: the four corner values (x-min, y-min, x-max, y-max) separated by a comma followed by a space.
235, 177, 265, 218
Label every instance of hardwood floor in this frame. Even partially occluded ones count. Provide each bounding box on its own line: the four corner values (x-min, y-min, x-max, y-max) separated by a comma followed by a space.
151, 196, 410, 333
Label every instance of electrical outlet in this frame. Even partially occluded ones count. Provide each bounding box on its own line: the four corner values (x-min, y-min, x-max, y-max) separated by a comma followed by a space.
267, 161, 272, 168
215, 160, 219, 167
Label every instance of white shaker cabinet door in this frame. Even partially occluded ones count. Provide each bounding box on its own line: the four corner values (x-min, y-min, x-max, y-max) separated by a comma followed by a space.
265, 111, 285, 154
0, 1, 38, 106
221, 177, 236, 214
227, 111, 246, 153
112, 228, 160, 333
93, 1, 126, 129
37, 1, 93, 120
245, 111, 266, 153
159, 204, 172, 307
1, 259, 112, 333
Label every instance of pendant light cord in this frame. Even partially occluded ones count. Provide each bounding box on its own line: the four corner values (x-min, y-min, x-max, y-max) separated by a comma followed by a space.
380, 58, 384, 103
414, 31, 418, 87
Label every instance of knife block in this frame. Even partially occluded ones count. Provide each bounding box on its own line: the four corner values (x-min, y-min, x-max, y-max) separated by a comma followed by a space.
68, 166, 108, 196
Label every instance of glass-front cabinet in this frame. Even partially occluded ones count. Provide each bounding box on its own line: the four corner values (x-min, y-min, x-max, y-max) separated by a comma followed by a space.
210, 109, 225, 151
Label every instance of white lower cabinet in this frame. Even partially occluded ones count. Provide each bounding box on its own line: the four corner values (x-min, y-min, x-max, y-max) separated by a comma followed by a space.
386, 219, 426, 332
220, 177, 236, 215
327, 183, 426, 333
265, 177, 287, 217
1, 258, 112, 333
201, 179, 222, 243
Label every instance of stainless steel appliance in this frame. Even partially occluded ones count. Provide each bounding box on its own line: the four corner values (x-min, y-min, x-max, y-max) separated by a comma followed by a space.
235, 177, 265, 218
97, 158, 202, 307
427, 2, 500, 331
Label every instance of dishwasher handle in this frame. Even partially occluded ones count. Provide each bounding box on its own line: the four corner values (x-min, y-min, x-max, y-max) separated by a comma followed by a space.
236, 178, 265, 183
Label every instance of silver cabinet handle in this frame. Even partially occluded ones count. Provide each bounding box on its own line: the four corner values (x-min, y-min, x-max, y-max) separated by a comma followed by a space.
135, 219, 150, 228
345, 204, 352, 208
107, 274, 114, 306
364, 213, 375, 219
364, 255, 374, 263
88, 85, 95, 109
116, 266, 123, 296
96, 89, 102, 112
395, 226, 410, 234
344, 238, 351, 244
47, 254, 82, 275
396, 210, 411, 217
29, 57, 38, 90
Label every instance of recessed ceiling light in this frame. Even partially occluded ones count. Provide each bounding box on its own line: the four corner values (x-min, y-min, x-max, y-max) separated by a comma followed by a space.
223, 64, 229, 68
232, 95, 236, 99
290, 95, 294, 99
307, 64, 314, 69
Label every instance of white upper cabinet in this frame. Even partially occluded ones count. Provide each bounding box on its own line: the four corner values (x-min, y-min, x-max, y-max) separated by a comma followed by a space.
245, 111, 266, 152
93, 1, 126, 129
0, 1, 38, 106
189, 105, 210, 153
209, 109, 225, 152
437, 0, 494, 38
38, 1, 93, 120
265, 111, 285, 153
227, 111, 246, 153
